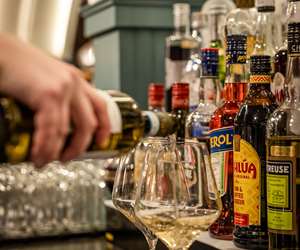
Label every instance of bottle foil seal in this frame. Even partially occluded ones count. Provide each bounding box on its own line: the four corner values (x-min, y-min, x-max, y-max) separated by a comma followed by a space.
226, 35, 247, 64
256, 0, 275, 12
201, 48, 219, 77
250, 55, 272, 84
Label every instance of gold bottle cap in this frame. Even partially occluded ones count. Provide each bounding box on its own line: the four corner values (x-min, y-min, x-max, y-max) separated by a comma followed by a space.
234, 0, 255, 8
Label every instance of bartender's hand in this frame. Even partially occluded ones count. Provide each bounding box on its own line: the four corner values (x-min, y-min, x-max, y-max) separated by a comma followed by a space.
0, 34, 111, 167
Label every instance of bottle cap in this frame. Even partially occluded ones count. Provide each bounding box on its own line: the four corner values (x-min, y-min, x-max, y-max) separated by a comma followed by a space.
256, 0, 275, 12
288, 22, 300, 56
234, 0, 255, 8
173, 3, 190, 15
201, 48, 219, 77
226, 35, 247, 64
148, 83, 165, 108
192, 11, 206, 29
172, 83, 189, 109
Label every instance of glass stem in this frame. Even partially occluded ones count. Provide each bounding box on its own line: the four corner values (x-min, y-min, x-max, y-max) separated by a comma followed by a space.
145, 237, 157, 250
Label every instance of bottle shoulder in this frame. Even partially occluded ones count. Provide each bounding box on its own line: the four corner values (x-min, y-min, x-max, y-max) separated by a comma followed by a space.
267, 105, 300, 137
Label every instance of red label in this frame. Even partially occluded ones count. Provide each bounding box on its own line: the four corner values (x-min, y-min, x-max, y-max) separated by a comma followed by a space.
234, 212, 249, 226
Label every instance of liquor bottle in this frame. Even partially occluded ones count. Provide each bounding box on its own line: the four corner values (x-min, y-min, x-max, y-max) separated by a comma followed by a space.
191, 11, 204, 47
144, 83, 177, 138
252, 0, 277, 60
225, 0, 257, 58
209, 35, 248, 240
233, 55, 277, 249
171, 83, 189, 141
266, 21, 300, 250
182, 12, 204, 112
273, 0, 295, 105
0, 91, 173, 163
201, 0, 236, 86
185, 48, 220, 143
165, 4, 199, 112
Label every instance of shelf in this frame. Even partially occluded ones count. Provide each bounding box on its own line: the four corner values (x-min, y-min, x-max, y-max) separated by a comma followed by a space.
197, 232, 240, 250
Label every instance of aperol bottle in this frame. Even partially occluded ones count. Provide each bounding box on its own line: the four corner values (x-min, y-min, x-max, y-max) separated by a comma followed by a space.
209, 35, 248, 240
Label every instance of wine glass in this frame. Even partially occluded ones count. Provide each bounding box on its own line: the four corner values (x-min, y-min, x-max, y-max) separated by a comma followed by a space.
112, 137, 172, 250
134, 139, 222, 250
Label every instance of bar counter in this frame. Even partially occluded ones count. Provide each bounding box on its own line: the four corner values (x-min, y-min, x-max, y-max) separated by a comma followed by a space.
0, 232, 220, 250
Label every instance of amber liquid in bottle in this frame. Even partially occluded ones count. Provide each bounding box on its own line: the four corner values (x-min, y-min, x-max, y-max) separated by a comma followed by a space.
209, 35, 248, 240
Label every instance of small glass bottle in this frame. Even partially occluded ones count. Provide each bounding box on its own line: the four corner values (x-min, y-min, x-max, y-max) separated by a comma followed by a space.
209, 35, 248, 240
171, 83, 189, 142
165, 4, 199, 112
182, 12, 204, 111
225, 0, 257, 58
201, 0, 236, 86
233, 55, 277, 249
185, 48, 220, 144
252, 0, 278, 60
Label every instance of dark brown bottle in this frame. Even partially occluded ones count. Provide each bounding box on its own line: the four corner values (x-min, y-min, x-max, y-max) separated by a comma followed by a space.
233, 55, 278, 249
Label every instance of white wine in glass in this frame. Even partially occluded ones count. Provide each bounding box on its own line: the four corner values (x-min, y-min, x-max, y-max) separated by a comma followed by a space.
135, 139, 222, 250
113, 138, 173, 250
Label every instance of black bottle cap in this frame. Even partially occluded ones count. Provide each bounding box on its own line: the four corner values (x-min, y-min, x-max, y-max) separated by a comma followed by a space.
288, 22, 300, 56
226, 35, 247, 64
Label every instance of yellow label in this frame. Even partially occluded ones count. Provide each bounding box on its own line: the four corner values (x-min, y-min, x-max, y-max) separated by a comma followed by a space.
267, 160, 294, 232
234, 137, 261, 226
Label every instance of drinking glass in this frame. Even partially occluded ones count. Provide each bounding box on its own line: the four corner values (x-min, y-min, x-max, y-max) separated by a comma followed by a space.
135, 139, 222, 250
112, 137, 172, 250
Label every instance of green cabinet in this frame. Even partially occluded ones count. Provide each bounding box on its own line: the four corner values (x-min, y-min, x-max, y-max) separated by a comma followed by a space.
82, 0, 204, 108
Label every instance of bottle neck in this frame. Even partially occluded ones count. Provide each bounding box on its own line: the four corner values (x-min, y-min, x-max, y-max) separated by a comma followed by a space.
174, 13, 190, 36
249, 74, 272, 91
199, 77, 221, 105
285, 56, 300, 104
253, 11, 276, 56
224, 64, 248, 102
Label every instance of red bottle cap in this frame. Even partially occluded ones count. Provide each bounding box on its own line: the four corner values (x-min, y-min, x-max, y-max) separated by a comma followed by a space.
171, 82, 189, 110
148, 83, 165, 108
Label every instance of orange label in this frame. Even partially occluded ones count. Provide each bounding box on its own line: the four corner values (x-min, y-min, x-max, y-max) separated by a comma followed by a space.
234, 136, 261, 226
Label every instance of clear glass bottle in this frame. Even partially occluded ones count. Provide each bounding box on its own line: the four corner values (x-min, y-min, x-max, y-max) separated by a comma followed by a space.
266, 17, 300, 250
209, 35, 248, 240
165, 3, 199, 112
182, 12, 204, 112
185, 48, 221, 144
225, 0, 257, 58
252, 0, 277, 59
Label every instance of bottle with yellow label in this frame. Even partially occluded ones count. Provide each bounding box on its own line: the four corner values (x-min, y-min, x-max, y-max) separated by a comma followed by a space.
233, 55, 277, 249
266, 20, 300, 250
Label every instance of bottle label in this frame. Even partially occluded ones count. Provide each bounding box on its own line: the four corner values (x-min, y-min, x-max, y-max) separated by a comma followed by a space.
210, 126, 234, 196
288, 23, 300, 56
234, 136, 261, 226
267, 145, 297, 234
143, 111, 160, 136
96, 90, 122, 134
